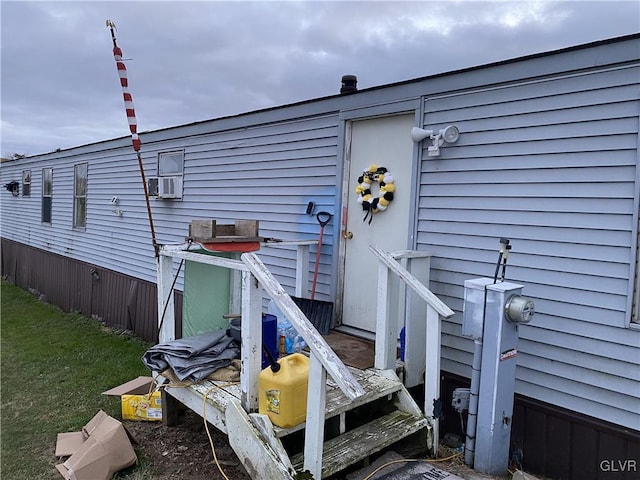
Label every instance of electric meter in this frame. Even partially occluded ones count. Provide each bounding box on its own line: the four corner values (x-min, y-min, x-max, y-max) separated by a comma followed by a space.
504, 295, 535, 324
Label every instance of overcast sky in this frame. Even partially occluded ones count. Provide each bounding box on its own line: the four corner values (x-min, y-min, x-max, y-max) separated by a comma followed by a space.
1, 0, 638, 157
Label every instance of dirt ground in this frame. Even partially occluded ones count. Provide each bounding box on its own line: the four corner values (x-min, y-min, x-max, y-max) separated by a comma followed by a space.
123, 408, 251, 480
121, 408, 493, 480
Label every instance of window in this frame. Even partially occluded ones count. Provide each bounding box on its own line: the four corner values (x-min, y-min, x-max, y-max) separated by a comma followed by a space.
155, 150, 184, 199
73, 163, 88, 228
22, 170, 31, 197
41, 168, 52, 224
158, 151, 184, 176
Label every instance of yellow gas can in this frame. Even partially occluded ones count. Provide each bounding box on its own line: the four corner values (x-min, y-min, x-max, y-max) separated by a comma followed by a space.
258, 352, 310, 428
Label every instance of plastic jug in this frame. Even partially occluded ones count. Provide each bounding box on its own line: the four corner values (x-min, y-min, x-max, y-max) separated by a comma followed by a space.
258, 353, 310, 428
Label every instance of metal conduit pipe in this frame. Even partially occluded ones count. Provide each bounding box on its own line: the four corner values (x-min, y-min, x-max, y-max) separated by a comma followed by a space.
465, 338, 483, 466
465, 238, 509, 465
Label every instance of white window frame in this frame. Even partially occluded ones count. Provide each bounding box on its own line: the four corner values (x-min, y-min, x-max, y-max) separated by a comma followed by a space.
158, 150, 184, 177
41, 168, 53, 224
22, 170, 31, 197
73, 163, 88, 229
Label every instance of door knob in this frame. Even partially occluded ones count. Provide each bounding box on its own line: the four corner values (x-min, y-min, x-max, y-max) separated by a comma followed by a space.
343, 231, 353, 239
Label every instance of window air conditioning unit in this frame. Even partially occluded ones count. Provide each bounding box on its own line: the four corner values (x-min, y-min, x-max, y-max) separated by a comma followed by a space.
157, 176, 183, 199
147, 177, 159, 197
147, 176, 182, 199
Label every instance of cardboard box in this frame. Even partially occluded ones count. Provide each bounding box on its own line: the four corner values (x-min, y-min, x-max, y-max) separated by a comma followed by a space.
102, 376, 162, 421
55, 410, 137, 480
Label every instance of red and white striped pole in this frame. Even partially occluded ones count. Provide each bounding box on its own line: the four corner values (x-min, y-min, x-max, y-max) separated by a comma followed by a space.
106, 20, 158, 257
107, 20, 141, 152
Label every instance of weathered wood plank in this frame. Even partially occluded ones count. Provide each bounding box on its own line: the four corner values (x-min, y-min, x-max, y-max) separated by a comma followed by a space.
241, 270, 262, 412
425, 304, 442, 457
368, 244, 454, 318
189, 219, 216, 238
191, 236, 263, 243
272, 367, 403, 437
295, 243, 310, 298
226, 400, 295, 480
163, 380, 240, 434
161, 249, 249, 271
234, 220, 260, 237
304, 355, 327, 479
188, 220, 260, 240
161, 389, 179, 427
189, 380, 241, 399
375, 263, 395, 371
376, 369, 424, 417
290, 410, 428, 478
157, 254, 175, 343
249, 413, 295, 473
404, 254, 431, 388
390, 249, 432, 260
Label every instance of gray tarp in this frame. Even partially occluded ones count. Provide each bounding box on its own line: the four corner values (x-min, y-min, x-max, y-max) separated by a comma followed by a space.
142, 330, 239, 382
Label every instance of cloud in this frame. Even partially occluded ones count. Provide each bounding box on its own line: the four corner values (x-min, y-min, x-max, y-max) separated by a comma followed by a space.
1, 0, 638, 157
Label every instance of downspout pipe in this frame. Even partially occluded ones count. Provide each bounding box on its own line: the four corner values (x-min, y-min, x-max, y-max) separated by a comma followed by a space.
465, 337, 483, 466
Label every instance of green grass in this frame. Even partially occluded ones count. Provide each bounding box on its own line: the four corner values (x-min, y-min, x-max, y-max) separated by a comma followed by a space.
1, 281, 154, 479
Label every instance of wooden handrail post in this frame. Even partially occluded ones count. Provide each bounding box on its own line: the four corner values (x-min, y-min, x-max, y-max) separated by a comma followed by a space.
295, 243, 310, 298
368, 245, 453, 318
424, 304, 442, 456
303, 354, 327, 478
404, 254, 431, 388
374, 262, 396, 370
157, 252, 176, 343
369, 244, 452, 457
241, 270, 262, 412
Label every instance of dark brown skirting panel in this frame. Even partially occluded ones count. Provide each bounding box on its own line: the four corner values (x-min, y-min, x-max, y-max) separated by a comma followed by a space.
1, 238, 182, 343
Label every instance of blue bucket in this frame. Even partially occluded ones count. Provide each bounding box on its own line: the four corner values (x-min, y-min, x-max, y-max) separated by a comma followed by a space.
261, 313, 279, 369
228, 314, 279, 369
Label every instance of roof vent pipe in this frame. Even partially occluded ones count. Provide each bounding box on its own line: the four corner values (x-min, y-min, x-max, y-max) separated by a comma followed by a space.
340, 75, 357, 94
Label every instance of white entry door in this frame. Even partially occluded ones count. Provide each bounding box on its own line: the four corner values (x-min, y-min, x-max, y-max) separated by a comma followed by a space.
341, 114, 415, 333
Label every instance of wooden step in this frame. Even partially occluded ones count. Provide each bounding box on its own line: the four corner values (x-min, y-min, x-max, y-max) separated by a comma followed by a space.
162, 367, 402, 438
290, 410, 428, 479
272, 367, 403, 437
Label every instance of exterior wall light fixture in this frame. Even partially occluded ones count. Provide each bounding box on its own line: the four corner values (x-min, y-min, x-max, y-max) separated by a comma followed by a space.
410, 125, 460, 156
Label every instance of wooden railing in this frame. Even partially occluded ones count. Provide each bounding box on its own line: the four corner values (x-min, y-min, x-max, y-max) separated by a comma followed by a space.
368, 244, 454, 455
157, 242, 364, 479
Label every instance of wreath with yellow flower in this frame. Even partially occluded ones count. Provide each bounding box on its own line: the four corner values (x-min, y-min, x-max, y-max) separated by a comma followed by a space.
355, 164, 395, 223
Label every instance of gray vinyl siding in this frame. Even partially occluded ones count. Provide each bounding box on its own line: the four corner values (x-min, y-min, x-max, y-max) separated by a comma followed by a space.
0, 112, 340, 298
417, 64, 640, 429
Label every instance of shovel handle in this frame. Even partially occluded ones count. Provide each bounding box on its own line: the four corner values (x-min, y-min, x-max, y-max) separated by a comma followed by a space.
311, 212, 332, 301
316, 211, 332, 227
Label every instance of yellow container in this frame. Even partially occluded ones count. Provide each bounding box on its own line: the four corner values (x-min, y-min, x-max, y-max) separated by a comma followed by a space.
121, 391, 162, 421
258, 353, 310, 428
